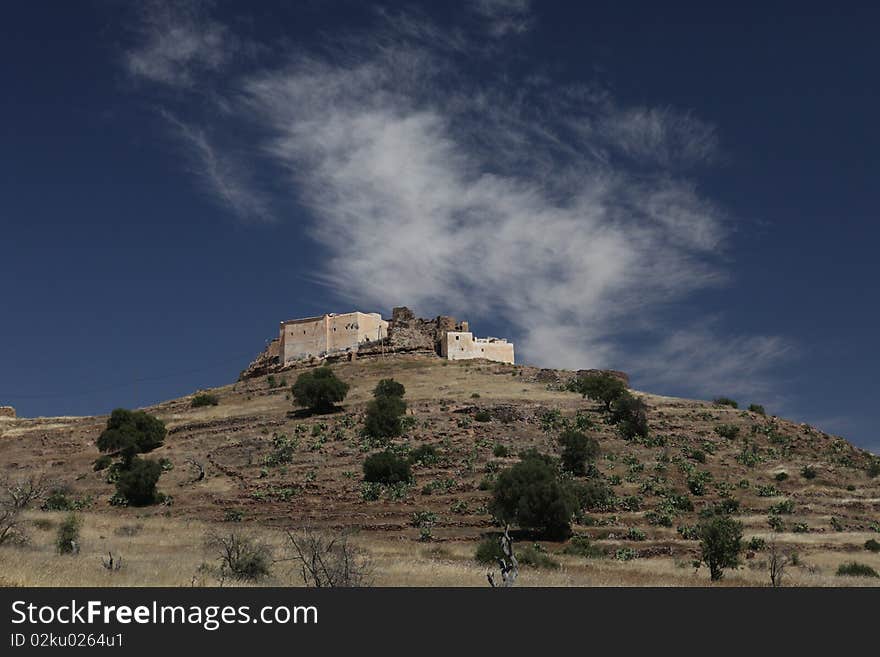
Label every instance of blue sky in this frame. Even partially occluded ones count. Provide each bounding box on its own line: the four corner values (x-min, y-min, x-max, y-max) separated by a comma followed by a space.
1, 1, 877, 452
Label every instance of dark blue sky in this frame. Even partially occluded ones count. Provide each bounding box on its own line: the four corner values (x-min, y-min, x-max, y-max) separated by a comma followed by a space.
1, 2, 877, 452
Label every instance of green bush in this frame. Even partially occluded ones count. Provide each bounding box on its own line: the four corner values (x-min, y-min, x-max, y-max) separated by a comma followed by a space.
698, 514, 743, 581
92, 455, 113, 472
373, 378, 405, 398
474, 410, 492, 422
517, 544, 559, 569
774, 471, 789, 482
408, 444, 439, 466
291, 367, 349, 414
836, 562, 879, 578
363, 395, 407, 440
713, 397, 739, 409
191, 393, 219, 408
713, 424, 740, 440
475, 536, 506, 564
747, 536, 766, 551
56, 514, 81, 554
558, 429, 600, 476
572, 479, 615, 512
864, 539, 880, 553
96, 409, 166, 465
363, 451, 412, 485
748, 404, 766, 415
867, 459, 880, 479
493, 444, 509, 458
114, 457, 163, 506
490, 456, 575, 539
568, 373, 626, 412
801, 465, 817, 480
610, 393, 649, 439
769, 499, 795, 514
562, 534, 606, 558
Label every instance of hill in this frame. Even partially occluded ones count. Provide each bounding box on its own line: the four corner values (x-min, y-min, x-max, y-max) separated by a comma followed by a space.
1, 355, 879, 586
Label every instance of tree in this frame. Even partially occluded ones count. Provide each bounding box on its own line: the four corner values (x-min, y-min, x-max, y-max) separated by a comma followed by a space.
363, 394, 407, 440
490, 455, 575, 540
363, 451, 412, 485
558, 429, 599, 476
610, 393, 649, 439
291, 367, 349, 414
373, 378, 405, 399
96, 409, 166, 465
698, 514, 743, 581
569, 373, 626, 412
115, 457, 163, 506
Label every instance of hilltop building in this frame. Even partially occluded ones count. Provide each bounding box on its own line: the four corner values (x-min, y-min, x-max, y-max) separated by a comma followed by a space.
241, 306, 514, 378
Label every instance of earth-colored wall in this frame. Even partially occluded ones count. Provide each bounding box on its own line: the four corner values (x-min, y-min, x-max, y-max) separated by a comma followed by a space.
440, 331, 514, 364
279, 312, 388, 364
0, 406, 15, 418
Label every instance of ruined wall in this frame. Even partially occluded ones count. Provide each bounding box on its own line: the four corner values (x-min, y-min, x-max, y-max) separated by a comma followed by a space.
440, 331, 515, 364
279, 312, 388, 364
0, 406, 15, 418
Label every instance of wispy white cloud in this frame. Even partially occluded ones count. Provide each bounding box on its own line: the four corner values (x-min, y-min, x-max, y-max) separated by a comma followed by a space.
126, 1, 232, 88
161, 111, 272, 222
124, 4, 792, 400
469, 0, 533, 36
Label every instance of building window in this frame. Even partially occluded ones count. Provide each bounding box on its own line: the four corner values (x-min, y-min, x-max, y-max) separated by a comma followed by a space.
455, 335, 460, 340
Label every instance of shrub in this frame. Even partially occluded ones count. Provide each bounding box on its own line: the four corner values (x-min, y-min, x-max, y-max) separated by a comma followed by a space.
801, 465, 818, 480
92, 455, 112, 472
748, 404, 766, 415
774, 471, 789, 482
56, 514, 81, 554
191, 393, 219, 408
769, 499, 795, 514
627, 527, 647, 541
610, 393, 649, 439
291, 367, 349, 414
748, 536, 767, 551
864, 539, 880, 553
714, 424, 740, 440
474, 410, 492, 422
363, 395, 407, 440
490, 457, 575, 539
558, 429, 600, 476
207, 531, 272, 581
688, 449, 706, 463
713, 397, 739, 409
572, 479, 615, 512
493, 444, 509, 458
373, 378, 405, 399
698, 514, 743, 581
517, 544, 560, 569
836, 562, 879, 578
363, 451, 412, 485
475, 535, 506, 564
408, 444, 439, 466
767, 514, 784, 532
96, 409, 166, 465
867, 459, 880, 479
568, 373, 626, 412
114, 457, 162, 506
562, 534, 605, 558
756, 484, 781, 497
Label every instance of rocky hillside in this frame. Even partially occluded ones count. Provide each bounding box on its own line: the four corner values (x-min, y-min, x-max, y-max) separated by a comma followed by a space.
2, 355, 879, 583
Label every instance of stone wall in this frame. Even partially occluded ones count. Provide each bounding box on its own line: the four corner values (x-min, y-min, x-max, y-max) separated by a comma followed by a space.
440, 331, 515, 364
278, 311, 388, 365
0, 406, 15, 418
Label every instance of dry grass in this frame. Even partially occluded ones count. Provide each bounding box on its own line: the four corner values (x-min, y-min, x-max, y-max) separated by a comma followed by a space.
2, 512, 878, 587
2, 355, 878, 587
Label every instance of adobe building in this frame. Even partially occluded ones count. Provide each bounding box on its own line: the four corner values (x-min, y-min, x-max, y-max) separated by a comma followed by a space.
440, 331, 514, 364
279, 311, 388, 365
241, 307, 515, 379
